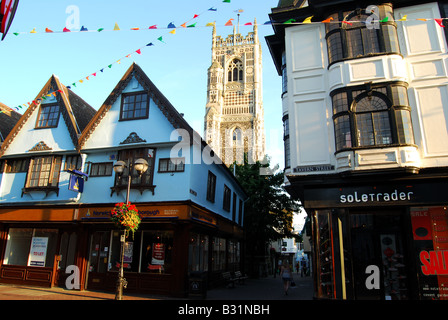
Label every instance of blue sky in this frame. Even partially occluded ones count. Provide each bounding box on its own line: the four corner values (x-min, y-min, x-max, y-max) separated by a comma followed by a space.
0, 0, 284, 169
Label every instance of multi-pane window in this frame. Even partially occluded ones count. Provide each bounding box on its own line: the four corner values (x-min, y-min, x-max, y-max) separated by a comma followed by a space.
26, 156, 62, 188
331, 83, 414, 152
36, 104, 60, 128
64, 155, 82, 171
5, 158, 29, 173
120, 92, 149, 121
227, 59, 243, 82
158, 158, 185, 173
90, 162, 113, 177
115, 148, 154, 187
325, 4, 399, 65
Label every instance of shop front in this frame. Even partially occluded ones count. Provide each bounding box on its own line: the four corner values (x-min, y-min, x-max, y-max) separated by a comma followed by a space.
291, 173, 448, 300
77, 202, 244, 297
0, 206, 87, 289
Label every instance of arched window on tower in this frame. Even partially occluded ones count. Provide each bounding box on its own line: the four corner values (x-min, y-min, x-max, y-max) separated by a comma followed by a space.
228, 59, 243, 82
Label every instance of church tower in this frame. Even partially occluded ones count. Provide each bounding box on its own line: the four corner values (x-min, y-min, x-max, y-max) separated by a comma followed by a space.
204, 20, 265, 166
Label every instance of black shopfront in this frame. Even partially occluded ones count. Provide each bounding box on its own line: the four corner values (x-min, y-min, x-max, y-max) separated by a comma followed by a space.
288, 169, 448, 300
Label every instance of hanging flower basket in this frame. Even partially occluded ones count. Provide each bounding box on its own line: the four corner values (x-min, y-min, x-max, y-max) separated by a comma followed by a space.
110, 202, 141, 239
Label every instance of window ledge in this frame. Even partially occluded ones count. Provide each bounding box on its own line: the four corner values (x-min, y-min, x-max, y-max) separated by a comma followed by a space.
22, 186, 59, 198
110, 185, 156, 197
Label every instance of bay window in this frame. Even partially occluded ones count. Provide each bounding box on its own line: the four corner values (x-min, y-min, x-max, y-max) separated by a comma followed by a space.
332, 83, 414, 152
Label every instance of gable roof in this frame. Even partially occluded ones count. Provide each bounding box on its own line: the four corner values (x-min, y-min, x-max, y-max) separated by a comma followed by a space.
0, 75, 96, 156
0, 102, 21, 143
78, 62, 194, 150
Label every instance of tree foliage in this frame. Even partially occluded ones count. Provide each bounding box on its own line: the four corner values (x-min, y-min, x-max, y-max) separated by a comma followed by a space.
230, 155, 299, 256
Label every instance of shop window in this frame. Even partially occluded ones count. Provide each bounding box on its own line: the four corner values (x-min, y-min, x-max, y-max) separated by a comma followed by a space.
410, 207, 448, 300
140, 231, 173, 273
189, 233, 209, 272
212, 237, 226, 271
325, 4, 399, 65
35, 103, 60, 128
331, 83, 414, 152
109, 231, 142, 273
315, 211, 334, 299
3, 228, 58, 267
120, 92, 149, 121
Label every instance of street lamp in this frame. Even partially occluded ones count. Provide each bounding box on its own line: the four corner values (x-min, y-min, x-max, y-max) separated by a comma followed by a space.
112, 157, 149, 300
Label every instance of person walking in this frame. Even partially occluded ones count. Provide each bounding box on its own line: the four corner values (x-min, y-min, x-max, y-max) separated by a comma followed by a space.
280, 260, 292, 295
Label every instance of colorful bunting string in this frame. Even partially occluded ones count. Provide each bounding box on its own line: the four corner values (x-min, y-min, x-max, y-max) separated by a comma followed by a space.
4, 0, 236, 113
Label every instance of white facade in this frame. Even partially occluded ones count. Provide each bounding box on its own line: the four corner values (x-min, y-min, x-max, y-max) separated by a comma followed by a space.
279, 2, 448, 179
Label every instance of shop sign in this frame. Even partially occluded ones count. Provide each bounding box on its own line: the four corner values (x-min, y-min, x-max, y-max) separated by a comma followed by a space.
28, 237, 48, 267
78, 205, 187, 220
420, 250, 448, 276
304, 182, 448, 208
293, 165, 335, 173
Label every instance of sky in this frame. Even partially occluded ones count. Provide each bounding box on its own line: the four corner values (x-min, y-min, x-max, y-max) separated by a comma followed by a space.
0, 0, 283, 168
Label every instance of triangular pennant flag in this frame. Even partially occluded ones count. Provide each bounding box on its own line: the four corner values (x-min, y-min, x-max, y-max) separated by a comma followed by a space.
302, 16, 313, 23
113, 23, 120, 30
244, 22, 252, 26
208, 7, 217, 11
380, 17, 389, 23
263, 21, 272, 25
149, 25, 157, 29
97, 28, 104, 32
342, 21, 353, 26
206, 22, 215, 27
30, 28, 36, 33
63, 27, 70, 32
180, 23, 186, 28
45, 27, 53, 33
435, 18, 445, 27
223, 0, 230, 3
187, 23, 197, 28
417, 18, 427, 21
136, 49, 141, 54
157, 36, 164, 43
13, 32, 19, 36
322, 17, 334, 23
193, 14, 199, 19
108, 64, 112, 68
168, 22, 176, 28
100, 69, 104, 73
398, 15, 407, 21
92, 72, 97, 77
146, 42, 154, 46
169, 29, 176, 34
80, 26, 88, 31
79, 80, 83, 83
86, 76, 89, 81
225, 19, 234, 26
117, 60, 121, 64
131, 27, 140, 30
283, 19, 296, 24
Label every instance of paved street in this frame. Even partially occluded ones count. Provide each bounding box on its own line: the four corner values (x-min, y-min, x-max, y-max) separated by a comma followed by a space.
0, 274, 313, 300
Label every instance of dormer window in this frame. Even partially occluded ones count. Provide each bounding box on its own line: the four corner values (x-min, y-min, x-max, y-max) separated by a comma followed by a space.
36, 104, 60, 128
120, 92, 149, 121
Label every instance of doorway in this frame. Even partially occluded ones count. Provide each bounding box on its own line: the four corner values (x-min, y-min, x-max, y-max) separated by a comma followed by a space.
350, 211, 409, 300
54, 231, 78, 287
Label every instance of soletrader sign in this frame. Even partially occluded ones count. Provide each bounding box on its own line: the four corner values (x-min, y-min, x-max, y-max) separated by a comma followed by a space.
340, 189, 414, 204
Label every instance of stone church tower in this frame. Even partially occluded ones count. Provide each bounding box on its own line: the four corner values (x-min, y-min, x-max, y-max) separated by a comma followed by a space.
204, 20, 265, 166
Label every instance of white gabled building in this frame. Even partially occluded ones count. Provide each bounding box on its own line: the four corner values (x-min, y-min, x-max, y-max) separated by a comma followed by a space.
268, 0, 448, 300
0, 63, 247, 297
